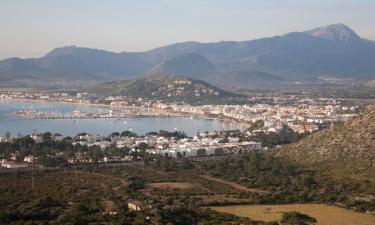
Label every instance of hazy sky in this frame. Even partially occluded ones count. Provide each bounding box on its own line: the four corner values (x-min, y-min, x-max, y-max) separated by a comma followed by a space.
0, 0, 374, 59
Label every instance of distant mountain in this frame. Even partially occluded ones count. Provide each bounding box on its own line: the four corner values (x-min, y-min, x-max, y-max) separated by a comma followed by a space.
91, 74, 244, 105
0, 46, 151, 80
146, 53, 217, 80
275, 106, 375, 183
1, 23, 375, 84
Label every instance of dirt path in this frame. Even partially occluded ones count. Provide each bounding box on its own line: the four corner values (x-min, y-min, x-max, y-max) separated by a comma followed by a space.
78, 171, 128, 192
201, 175, 268, 194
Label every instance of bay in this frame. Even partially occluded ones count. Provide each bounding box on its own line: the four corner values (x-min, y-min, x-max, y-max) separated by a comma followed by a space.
0, 100, 243, 137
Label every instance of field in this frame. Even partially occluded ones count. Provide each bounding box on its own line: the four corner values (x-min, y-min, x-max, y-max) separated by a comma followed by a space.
211, 204, 375, 225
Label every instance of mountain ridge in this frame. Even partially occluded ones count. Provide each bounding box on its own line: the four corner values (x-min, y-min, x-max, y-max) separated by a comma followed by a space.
1, 23, 375, 84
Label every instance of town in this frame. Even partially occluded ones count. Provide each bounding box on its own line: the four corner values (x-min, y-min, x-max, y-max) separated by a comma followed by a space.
1, 90, 364, 134
0, 90, 365, 169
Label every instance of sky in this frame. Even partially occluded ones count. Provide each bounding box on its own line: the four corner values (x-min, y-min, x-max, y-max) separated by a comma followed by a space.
0, 0, 374, 59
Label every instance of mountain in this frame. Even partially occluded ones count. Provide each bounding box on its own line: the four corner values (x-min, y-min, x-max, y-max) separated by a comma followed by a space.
275, 106, 375, 183
304, 23, 360, 42
206, 70, 288, 90
146, 53, 217, 80
143, 23, 375, 80
0, 46, 149, 81
1, 23, 375, 84
91, 74, 244, 105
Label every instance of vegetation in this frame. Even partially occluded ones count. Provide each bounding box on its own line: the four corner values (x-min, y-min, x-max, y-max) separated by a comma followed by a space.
247, 120, 265, 132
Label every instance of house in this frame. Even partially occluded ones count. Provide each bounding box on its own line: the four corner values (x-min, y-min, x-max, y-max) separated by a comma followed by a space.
30, 133, 43, 143
52, 133, 64, 141
24, 155, 34, 163
228, 137, 240, 143
1, 160, 28, 169
127, 201, 151, 211
248, 141, 262, 150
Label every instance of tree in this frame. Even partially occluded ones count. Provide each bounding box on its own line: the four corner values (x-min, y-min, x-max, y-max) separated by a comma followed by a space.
247, 120, 265, 132
87, 146, 104, 163
121, 131, 137, 137
280, 211, 317, 225
111, 132, 120, 137
127, 176, 145, 192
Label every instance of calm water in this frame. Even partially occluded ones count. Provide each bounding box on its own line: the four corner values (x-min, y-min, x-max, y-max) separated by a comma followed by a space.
0, 100, 243, 137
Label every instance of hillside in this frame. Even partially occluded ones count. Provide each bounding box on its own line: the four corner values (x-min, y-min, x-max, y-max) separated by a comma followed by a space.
1, 24, 375, 85
92, 75, 245, 105
275, 106, 375, 182
207, 70, 288, 90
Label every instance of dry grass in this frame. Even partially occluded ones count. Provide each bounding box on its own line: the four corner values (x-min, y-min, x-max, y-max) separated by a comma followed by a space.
211, 204, 375, 225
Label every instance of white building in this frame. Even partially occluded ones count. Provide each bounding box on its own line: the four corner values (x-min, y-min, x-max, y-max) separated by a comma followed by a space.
30, 133, 43, 143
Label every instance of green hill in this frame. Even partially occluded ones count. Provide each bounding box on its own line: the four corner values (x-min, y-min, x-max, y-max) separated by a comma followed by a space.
92, 75, 245, 105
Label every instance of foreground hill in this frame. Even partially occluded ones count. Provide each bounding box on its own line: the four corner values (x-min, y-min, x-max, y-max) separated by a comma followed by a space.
1, 23, 375, 85
92, 75, 245, 105
275, 106, 375, 183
